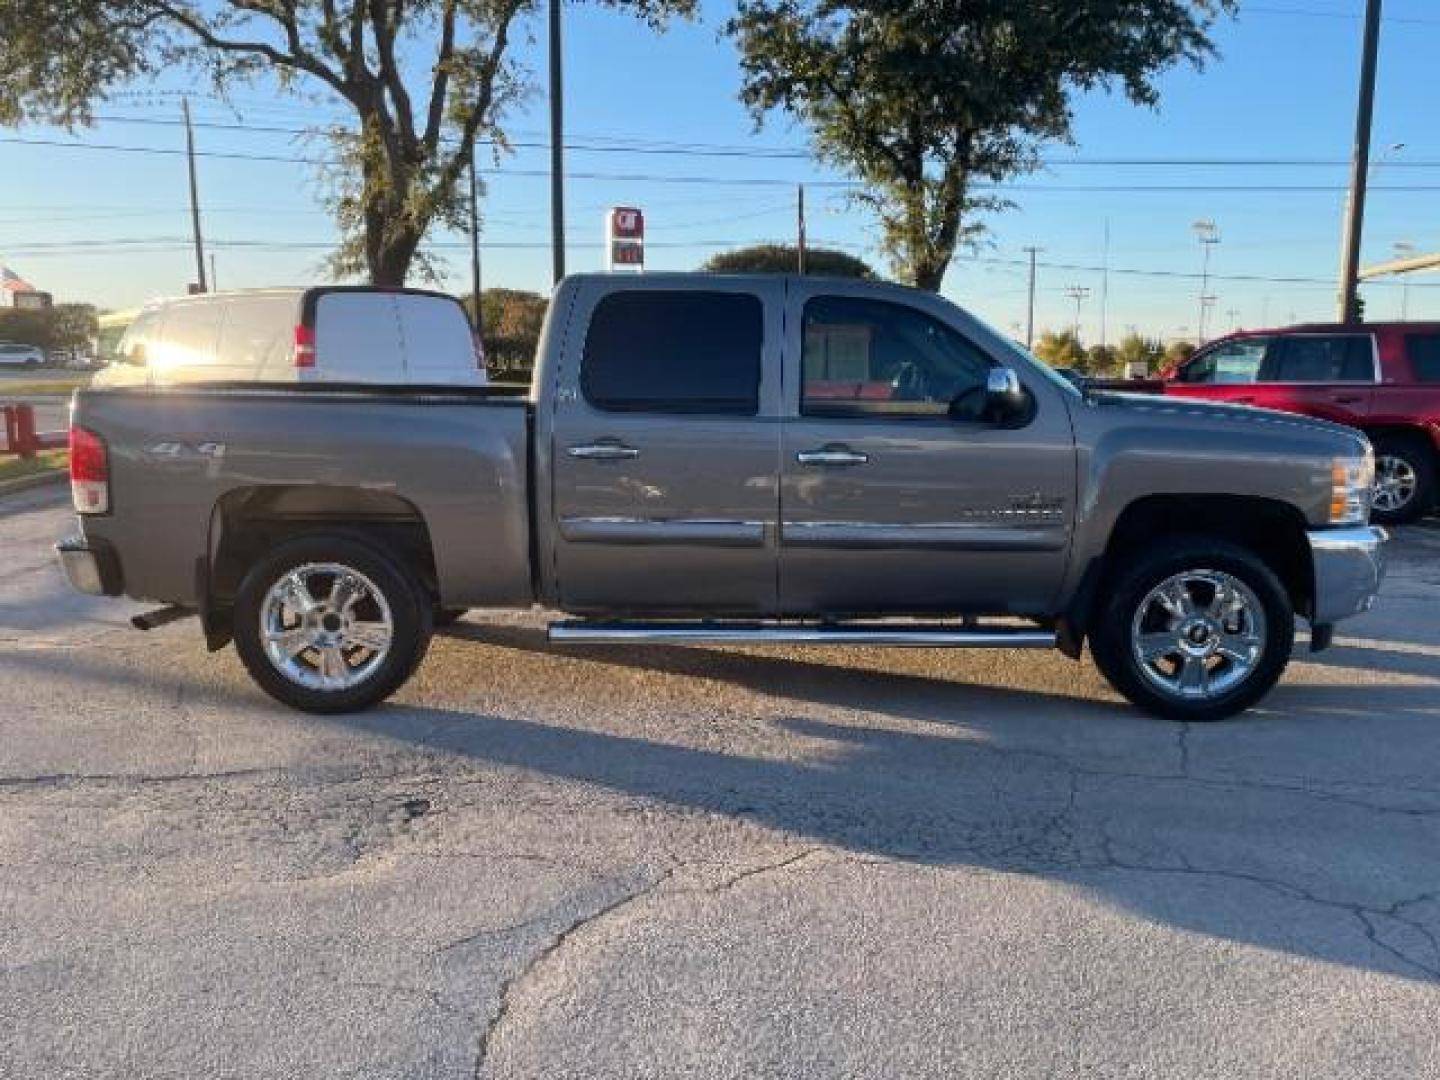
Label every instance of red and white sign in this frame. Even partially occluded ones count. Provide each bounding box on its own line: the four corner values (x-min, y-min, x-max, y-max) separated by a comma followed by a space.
605, 206, 645, 272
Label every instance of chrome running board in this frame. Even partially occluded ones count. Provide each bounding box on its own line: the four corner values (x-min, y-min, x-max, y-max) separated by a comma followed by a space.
546, 621, 1056, 648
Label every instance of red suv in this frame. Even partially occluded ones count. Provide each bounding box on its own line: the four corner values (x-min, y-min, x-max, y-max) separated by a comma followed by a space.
1159, 323, 1440, 524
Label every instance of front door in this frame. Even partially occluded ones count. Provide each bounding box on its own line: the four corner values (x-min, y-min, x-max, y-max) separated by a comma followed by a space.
550, 280, 783, 616
778, 284, 1076, 617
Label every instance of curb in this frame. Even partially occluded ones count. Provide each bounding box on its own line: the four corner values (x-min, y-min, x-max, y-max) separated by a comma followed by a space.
0, 468, 66, 500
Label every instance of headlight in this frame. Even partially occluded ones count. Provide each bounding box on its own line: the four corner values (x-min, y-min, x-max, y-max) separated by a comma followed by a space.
1329, 449, 1374, 525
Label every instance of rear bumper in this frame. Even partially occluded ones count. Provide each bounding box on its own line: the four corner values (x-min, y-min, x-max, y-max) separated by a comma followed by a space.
1308, 525, 1387, 627
55, 534, 124, 597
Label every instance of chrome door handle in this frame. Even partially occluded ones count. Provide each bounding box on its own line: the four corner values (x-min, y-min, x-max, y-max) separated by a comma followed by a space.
568, 442, 639, 461
796, 447, 869, 467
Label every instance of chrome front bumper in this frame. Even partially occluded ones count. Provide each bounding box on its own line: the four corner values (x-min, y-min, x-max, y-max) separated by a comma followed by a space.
1308, 525, 1387, 627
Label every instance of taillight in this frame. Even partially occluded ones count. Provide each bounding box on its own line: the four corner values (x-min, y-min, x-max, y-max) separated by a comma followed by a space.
293, 324, 316, 368
70, 426, 109, 514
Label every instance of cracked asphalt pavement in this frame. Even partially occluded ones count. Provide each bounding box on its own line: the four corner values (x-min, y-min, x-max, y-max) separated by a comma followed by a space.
2, 487, 1439, 1078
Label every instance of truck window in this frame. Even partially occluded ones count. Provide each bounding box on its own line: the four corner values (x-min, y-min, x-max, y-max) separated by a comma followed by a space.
115, 309, 161, 365
1268, 335, 1374, 383
1180, 338, 1267, 384
801, 295, 991, 420
314, 292, 404, 382
395, 293, 482, 383
1406, 333, 1440, 382
581, 291, 762, 414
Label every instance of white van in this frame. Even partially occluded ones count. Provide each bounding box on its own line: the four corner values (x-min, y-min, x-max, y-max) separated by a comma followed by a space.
95, 287, 485, 388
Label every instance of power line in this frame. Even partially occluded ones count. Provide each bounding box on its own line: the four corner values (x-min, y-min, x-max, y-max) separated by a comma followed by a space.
80, 115, 1440, 168
13, 136, 1440, 194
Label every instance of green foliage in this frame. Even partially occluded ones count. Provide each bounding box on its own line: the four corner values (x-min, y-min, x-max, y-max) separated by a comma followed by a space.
0, 0, 694, 285
0, 303, 97, 350
700, 243, 876, 279
1032, 329, 1086, 370
1165, 341, 1198, 369
1114, 331, 1167, 374
1085, 343, 1117, 377
729, 1, 1233, 291
463, 287, 547, 381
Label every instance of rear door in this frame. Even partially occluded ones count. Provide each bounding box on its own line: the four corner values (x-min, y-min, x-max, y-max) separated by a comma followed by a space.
777, 282, 1076, 617
1253, 333, 1377, 425
312, 291, 404, 382
395, 292, 485, 385
549, 280, 783, 615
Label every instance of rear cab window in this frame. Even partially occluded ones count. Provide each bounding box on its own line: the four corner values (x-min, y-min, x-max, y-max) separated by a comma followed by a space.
1263, 335, 1375, 382
581, 291, 763, 414
312, 292, 404, 382
1405, 333, 1440, 382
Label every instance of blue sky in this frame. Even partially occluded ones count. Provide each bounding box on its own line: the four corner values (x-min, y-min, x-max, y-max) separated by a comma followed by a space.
2, 0, 1438, 341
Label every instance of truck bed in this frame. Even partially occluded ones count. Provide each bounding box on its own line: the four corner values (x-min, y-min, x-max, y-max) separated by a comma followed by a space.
71, 383, 536, 610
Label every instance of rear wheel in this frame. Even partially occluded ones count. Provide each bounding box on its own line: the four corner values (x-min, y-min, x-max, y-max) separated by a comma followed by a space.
1370, 435, 1435, 525
1091, 539, 1294, 722
233, 533, 432, 713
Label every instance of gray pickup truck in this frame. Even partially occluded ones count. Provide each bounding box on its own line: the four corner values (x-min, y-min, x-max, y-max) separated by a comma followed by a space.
58, 274, 1386, 721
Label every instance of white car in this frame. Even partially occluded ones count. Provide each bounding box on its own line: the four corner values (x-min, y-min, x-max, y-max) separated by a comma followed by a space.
94, 286, 486, 388
0, 342, 45, 367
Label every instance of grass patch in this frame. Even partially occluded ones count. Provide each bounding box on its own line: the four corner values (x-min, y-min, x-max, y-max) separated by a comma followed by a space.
0, 449, 67, 483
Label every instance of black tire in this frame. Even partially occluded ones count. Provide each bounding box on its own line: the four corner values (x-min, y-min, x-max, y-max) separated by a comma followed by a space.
433, 607, 468, 628
232, 532, 432, 713
1090, 538, 1294, 722
1369, 435, 1436, 526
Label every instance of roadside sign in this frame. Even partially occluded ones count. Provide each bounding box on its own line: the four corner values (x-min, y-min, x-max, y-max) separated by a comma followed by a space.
606, 207, 644, 273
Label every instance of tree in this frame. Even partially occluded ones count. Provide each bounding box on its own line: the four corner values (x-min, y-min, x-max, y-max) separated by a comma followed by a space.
701, 243, 875, 278
1032, 329, 1085, 370
1086, 343, 1117, 377
0, 0, 692, 285
1164, 341, 1197, 369
463, 287, 547, 380
729, 1, 1233, 291
1114, 331, 1166, 375
0, 303, 98, 351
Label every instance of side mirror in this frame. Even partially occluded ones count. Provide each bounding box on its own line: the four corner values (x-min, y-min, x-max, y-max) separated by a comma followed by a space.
985, 367, 1027, 419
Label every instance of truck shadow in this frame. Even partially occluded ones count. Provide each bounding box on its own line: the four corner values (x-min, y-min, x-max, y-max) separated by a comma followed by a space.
363, 622, 1440, 983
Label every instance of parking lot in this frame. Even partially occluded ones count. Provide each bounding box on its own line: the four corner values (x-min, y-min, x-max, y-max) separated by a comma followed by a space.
2, 485, 1438, 1078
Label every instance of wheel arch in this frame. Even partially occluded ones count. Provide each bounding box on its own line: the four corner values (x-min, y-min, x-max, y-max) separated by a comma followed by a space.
203, 484, 439, 650
1061, 494, 1314, 654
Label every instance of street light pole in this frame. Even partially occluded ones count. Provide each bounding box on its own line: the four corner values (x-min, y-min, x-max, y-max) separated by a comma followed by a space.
1193, 219, 1220, 344
548, 0, 565, 286
1065, 285, 1090, 344
1337, 0, 1384, 323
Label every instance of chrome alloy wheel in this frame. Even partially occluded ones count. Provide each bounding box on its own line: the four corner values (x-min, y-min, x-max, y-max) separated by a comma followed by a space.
259, 562, 394, 691
1130, 569, 1266, 702
1373, 454, 1418, 514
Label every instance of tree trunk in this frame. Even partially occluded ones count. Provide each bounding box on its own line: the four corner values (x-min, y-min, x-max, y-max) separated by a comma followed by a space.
367, 230, 422, 286
912, 259, 948, 292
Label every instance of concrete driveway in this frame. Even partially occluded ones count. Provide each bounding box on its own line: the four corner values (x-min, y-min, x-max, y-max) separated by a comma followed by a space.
2, 487, 1437, 1078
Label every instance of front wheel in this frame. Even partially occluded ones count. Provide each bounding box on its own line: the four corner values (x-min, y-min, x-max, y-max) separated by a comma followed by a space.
1090, 539, 1294, 722
232, 533, 433, 713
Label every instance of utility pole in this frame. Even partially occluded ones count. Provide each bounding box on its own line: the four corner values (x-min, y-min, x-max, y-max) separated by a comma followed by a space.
1023, 246, 1042, 348
1064, 285, 1090, 344
1225, 307, 1241, 331
1337, 0, 1383, 324
209, 253, 217, 292
1099, 219, 1110, 349
182, 98, 207, 293
469, 150, 484, 333
548, 0, 565, 285
796, 185, 807, 275
1193, 219, 1220, 343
